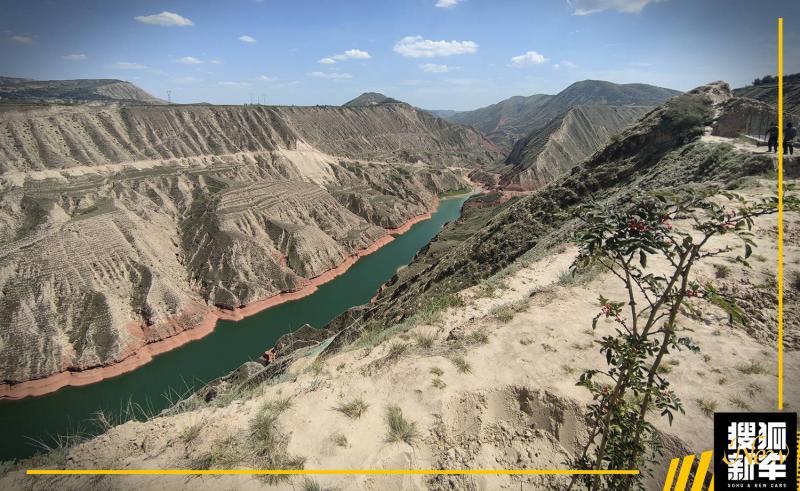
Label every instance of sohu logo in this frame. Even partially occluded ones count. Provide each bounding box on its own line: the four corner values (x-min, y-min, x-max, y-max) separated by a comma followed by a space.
714, 412, 798, 490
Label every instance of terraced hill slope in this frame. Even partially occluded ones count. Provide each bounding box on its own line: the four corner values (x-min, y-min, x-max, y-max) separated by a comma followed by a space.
0, 101, 499, 389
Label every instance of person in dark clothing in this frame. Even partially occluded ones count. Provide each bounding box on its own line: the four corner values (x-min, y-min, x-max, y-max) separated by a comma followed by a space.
786, 122, 797, 156
765, 122, 779, 153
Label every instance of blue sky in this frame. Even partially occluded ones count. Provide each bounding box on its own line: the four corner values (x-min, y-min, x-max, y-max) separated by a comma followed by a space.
1, 0, 797, 110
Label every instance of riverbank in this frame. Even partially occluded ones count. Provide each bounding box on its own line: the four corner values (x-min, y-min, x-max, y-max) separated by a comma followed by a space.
0, 200, 441, 401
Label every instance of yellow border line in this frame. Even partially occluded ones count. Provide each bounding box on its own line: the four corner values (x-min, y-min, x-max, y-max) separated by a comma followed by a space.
27, 469, 639, 476
27, 19, 791, 484
777, 16, 784, 411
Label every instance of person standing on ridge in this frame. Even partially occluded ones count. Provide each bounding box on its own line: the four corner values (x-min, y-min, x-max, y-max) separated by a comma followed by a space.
785, 122, 797, 156
765, 122, 779, 153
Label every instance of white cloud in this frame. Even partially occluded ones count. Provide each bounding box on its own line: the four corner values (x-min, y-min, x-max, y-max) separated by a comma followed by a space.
435, 0, 463, 8
257, 75, 278, 82
62, 53, 87, 61
553, 60, 579, 69
10, 35, 34, 44
134, 11, 194, 27
566, 0, 664, 15
218, 81, 252, 88
510, 51, 548, 67
177, 56, 203, 65
318, 49, 371, 64
106, 62, 147, 70
209, 59, 223, 65
308, 71, 353, 80
419, 63, 455, 73
393, 36, 478, 58
238, 35, 257, 43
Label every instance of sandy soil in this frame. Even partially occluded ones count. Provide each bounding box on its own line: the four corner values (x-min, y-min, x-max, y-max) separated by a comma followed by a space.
0, 201, 439, 401
4, 168, 795, 490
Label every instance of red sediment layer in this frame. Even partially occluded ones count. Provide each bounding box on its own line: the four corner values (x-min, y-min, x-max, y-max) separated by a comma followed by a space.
0, 204, 438, 400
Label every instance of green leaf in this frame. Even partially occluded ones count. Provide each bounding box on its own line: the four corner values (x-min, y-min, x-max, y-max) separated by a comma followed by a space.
639, 251, 647, 268
744, 243, 752, 259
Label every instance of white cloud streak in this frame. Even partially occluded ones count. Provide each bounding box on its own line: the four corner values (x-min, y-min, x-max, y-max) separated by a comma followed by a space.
393, 36, 478, 58
218, 81, 252, 88
435, 0, 463, 8
553, 60, 579, 69
10, 35, 34, 44
419, 63, 455, 73
566, 0, 664, 15
177, 56, 203, 65
106, 62, 148, 70
308, 71, 353, 80
510, 51, 548, 67
62, 53, 87, 61
318, 49, 371, 64
134, 11, 194, 27
238, 35, 257, 43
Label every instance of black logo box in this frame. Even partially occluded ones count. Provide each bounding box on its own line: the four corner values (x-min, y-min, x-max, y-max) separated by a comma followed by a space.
714, 412, 797, 490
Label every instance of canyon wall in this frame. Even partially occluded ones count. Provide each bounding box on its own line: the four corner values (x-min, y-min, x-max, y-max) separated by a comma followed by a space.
0, 102, 498, 385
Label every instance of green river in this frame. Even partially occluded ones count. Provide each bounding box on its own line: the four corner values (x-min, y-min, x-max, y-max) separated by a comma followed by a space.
0, 195, 468, 462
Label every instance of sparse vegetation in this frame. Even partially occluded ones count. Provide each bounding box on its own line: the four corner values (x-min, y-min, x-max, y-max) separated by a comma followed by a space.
330, 432, 348, 448
302, 478, 324, 491
333, 398, 369, 419
249, 398, 305, 483
745, 383, 762, 398
519, 337, 533, 346
385, 405, 419, 445
432, 378, 447, 389
714, 263, 731, 279
729, 395, 751, 411
414, 331, 436, 349
737, 360, 767, 375
429, 367, 444, 377
450, 355, 472, 374
180, 420, 204, 444
386, 342, 409, 360
489, 299, 527, 322
541, 343, 557, 352
696, 398, 718, 418
468, 329, 490, 344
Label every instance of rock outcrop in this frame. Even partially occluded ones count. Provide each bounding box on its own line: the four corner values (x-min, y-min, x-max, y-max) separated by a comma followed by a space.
0, 100, 499, 387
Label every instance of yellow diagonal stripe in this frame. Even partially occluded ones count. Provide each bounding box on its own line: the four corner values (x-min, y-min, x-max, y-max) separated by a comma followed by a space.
709, 474, 714, 491
663, 457, 680, 490
674, 455, 696, 490
690, 451, 713, 491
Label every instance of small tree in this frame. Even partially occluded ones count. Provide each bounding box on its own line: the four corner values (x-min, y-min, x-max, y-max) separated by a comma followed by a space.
565, 187, 798, 490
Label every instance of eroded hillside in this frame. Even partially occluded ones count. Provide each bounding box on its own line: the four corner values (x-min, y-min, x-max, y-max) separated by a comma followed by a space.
501, 104, 653, 190
0, 102, 499, 390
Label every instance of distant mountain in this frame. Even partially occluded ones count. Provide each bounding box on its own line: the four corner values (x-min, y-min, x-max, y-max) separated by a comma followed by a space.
0, 77, 166, 105
436, 80, 680, 151
502, 105, 653, 190
426, 109, 460, 119
734, 74, 800, 116
343, 92, 403, 107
